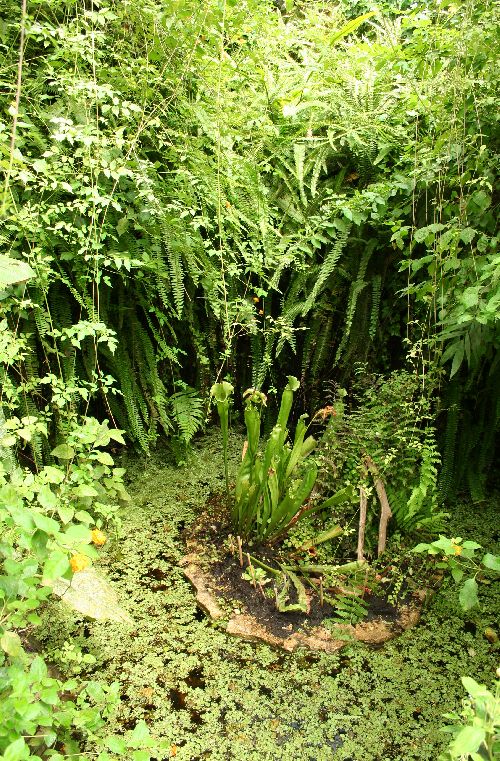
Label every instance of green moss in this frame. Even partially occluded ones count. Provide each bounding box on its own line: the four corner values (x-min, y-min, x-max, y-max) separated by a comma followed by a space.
38, 431, 499, 760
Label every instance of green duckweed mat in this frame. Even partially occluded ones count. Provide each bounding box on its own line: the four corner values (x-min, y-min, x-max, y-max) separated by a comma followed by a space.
39, 432, 499, 761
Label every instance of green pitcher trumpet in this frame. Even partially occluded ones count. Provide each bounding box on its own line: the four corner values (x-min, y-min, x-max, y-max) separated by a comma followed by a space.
211, 376, 351, 543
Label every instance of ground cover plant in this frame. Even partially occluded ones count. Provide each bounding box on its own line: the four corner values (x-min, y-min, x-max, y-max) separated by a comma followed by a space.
33, 434, 500, 760
0, 0, 499, 758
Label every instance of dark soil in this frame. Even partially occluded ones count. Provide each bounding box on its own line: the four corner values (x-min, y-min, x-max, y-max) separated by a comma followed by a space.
184, 491, 420, 639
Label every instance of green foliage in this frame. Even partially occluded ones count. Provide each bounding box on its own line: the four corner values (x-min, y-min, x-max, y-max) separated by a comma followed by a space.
318, 368, 445, 554
412, 536, 500, 612
170, 384, 205, 445
211, 380, 234, 494
43, 432, 499, 761
440, 674, 500, 761
1, 0, 498, 483
0, 397, 135, 757
1, 0, 497, 756
229, 376, 350, 543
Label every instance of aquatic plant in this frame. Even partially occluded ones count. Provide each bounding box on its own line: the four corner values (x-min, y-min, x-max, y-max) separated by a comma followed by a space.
214, 376, 351, 544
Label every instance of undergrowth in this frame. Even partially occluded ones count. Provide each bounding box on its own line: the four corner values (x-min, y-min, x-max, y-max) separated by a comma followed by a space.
36, 432, 500, 761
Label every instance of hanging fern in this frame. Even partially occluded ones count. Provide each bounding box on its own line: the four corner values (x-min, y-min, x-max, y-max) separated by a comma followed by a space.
335, 241, 375, 364
310, 312, 334, 382
170, 385, 205, 444
369, 274, 382, 341
302, 223, 351, 316
437, 378, 462, 502
392, 431, 445, 533
294, 142, 308, 206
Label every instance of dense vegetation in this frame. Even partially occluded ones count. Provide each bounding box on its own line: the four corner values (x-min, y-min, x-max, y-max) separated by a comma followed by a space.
0, 0, 498, 759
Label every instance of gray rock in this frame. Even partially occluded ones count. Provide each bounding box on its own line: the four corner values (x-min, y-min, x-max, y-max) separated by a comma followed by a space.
48, 568, 133, 625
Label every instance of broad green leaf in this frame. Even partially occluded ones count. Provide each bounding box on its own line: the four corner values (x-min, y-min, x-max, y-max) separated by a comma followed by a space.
42, 466, 65, 484
460, 287, 480, 309
412, 542, 431, 553
74, 483, 99, 498
51, 443, 75, 460
94, 451, 114, 466
37, 484, 58, 511
481, 553, 500, 571
116, 217, 129, 235
449, 725, 485, 756
460, 227, 476, 245
75, 510, 93, 524
64, 524, 91, 541
0, 255, 35, 285
32, 512, 60, 535
130, 720, 151, 746
30, 655, 48, 681
57, 505, 74, 524
0, 434, 16, 446
106, 736, 127, 754
458, 578, 479, 611
2, 736, 28, 761
7, 504, 34, 531
132, 752, 150, 761
461, 677, 491, 700
40, 685, 59, 705
1, 630, 23, 657
109, 430, 126, 444
43, 551, 70, 582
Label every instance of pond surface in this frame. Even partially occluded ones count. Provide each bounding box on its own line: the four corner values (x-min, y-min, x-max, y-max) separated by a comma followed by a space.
40, 432, 499, 760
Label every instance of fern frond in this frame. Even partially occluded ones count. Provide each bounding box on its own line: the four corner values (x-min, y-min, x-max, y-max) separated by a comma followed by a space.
302, 223, 351, 316
335, 241, 374, 363
170, 386, 204, 444
369, 274, 382, 341
294, 142, 307, 206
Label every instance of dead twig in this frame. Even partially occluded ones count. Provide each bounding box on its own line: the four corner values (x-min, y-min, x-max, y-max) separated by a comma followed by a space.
364, 456, 392, 558
357, 485, 367, 563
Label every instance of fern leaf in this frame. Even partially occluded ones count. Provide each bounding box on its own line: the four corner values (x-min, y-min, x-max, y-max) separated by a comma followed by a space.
170, 387, 204, 444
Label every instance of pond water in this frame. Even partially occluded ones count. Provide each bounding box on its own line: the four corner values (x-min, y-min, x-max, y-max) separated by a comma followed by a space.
39, 432, 499, 760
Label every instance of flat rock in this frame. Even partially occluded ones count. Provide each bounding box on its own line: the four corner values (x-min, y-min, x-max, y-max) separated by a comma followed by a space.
47, 568, 133, 625
284, 626, 346, 654
227, 614, 285, 647
183, 564, 224, 620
